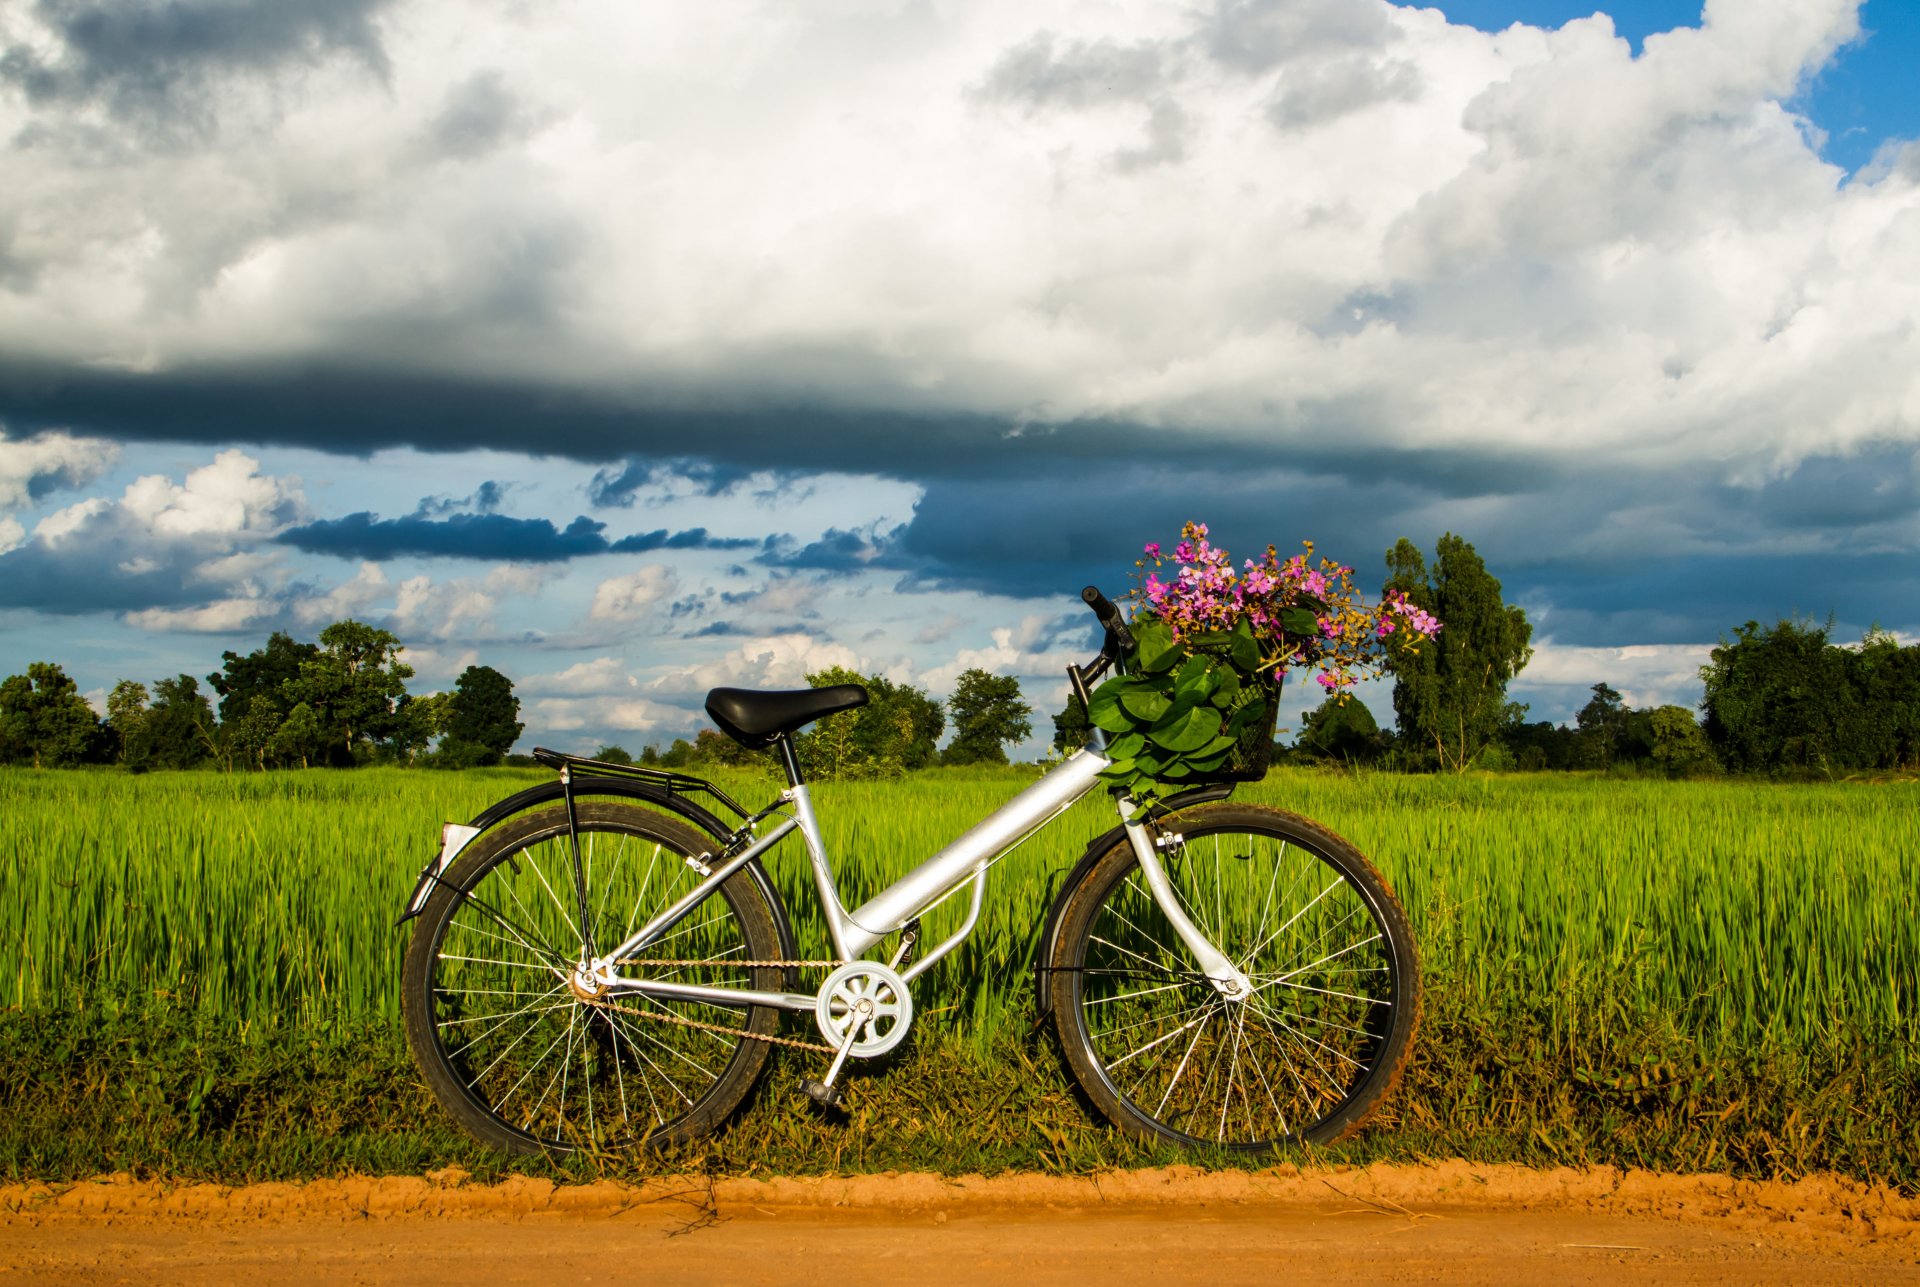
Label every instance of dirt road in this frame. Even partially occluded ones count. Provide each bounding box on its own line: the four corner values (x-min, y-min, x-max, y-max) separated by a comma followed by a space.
5, 1163, 1917, 1286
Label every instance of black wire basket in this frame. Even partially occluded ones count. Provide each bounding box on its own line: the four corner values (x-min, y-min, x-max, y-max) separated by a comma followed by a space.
1190, 667, 1282, 786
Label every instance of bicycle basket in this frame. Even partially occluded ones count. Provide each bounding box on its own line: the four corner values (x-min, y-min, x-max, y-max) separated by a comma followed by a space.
1187, 664, 1281, 786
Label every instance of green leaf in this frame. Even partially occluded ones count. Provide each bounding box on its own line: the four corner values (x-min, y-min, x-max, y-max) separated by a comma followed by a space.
1106, 731, 1146, 759
1088, 677, 1134, 732
1226, 697, 1268, 736
1229, 618, 1264, 672
1208, 668, 1243, 708
1173, 654, 1214, 702
1120, 684, 1172, 722
1282, 606, 1319, 637
1132, 619, 1182, 674
1148, 703, 1223, 753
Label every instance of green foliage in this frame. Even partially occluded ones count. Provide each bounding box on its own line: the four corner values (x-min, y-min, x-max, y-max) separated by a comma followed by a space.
1295, 693, 1386, 765
1648, 705, 1717, 777
943, 668, 1032, 766
288, 620, 414, 764
207, 632, 318, 726
592, 744, 634, 765
1050, 690, 1091, 756
1702, 619, 1920, 774
1383, 534, 1534, 772
0, 661, 105, 768
791, 668, 945, 780
1087, 617, 1268, 812
136, 674, 214, 770
442, 664, 523, 766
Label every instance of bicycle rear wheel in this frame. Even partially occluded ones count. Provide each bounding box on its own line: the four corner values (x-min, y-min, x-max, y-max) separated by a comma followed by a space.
402, 801, 785, 1153
1050, 803, 1420, 1151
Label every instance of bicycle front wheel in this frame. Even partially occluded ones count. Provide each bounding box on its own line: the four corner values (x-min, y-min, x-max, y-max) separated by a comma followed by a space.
1050, 803, 1420, 1151
402, 801, 786, 1153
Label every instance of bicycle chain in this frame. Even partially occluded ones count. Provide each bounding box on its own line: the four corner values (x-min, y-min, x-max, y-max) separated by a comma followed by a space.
582, 957, 845, 1054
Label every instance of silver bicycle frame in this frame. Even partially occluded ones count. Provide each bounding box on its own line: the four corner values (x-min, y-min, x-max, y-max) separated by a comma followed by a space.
591, 744, 1248, 1011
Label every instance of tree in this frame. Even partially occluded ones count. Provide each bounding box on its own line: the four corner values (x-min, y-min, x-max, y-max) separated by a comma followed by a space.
142, 675, 216, 769
1295, 695, 1387, 765
106, 679, 152, 770
269, 702, 324, 769
390, 691, 452, 764
793, 667, 944, 779
594, 744, 634, 765
1574, 682, 1629, 768
1699, 618, 1893, 773
1648, 705, 1717, 777
1382, 534, 1533, 772
443, 665, 523, 766
943, 669, 1032, 766
0, 662, 103, 767
229, 694, 285, 771
1051, 692, 1092, 757
289, 620, 413, 763
207, 632, 319, 725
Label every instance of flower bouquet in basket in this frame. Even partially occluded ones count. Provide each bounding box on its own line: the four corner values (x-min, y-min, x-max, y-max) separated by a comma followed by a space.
1088, 522, 1440, 812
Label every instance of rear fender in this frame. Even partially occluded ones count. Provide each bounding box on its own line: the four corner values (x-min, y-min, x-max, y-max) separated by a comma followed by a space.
397, 778, 800, 972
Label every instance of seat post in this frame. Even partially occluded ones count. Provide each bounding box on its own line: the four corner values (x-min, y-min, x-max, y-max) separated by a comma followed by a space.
774, 733, 806, 788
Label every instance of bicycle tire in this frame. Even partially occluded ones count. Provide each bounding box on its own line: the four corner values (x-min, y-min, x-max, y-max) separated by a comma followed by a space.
402, 801, 785, 1153
1049, 802, 1420, 1151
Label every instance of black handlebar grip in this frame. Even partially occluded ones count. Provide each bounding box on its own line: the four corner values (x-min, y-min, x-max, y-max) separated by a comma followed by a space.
1081, 586, 1135, 653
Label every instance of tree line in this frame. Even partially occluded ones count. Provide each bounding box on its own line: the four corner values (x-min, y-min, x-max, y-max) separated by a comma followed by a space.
0, 623, 1038, 777
8, 537, 1916, 778
0, 621, 523, 771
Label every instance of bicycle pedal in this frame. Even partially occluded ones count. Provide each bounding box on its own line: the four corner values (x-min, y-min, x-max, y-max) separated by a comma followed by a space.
799, 1079, 845, 1110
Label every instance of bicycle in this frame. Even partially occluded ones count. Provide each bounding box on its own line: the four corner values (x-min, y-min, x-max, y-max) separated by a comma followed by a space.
399, 588, 1421, 1155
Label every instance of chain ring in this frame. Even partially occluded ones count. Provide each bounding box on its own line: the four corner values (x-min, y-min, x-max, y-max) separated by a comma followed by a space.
814, 962, 913, 1057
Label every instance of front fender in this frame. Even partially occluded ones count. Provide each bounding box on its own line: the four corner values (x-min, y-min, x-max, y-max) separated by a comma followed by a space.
1028, 783, 1234, 1019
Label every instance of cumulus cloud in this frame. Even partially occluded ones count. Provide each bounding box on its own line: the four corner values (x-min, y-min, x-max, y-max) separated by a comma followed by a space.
645, 633, 866, 700
588, 565, 678, 623
0, 428, 118, 509
0, 447, 306, 614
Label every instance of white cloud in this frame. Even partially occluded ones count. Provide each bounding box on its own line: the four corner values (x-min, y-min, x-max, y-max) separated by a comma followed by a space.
588, 565, 678, 622
292, 561, 390, 626
520, 656, 639, 696
647, 633, 865, 699
124, 598, 280, 633
1517, 639, 1717, 714
0, 429, 119, 510
0, 0, 1909, 489
396, 645, 482, 684
919, 614, 1087, 694
528, 695, 689, 735
0, 515, 24, 555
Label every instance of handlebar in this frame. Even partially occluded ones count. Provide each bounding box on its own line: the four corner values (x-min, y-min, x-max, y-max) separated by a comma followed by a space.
1081, 585, 1135, 656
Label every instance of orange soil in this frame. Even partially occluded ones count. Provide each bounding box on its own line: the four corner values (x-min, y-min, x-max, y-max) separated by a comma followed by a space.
4, 1162, 1917, 1285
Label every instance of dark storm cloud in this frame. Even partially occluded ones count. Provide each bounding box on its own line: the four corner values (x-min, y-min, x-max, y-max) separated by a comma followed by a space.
0, 357, 1571, 497
276, 509, 761, 563
1, 0, 392, 138
0, 541, 213, 614
588, 458, 773, 508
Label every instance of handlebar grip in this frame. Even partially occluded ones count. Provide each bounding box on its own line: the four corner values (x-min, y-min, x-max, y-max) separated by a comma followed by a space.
1081, 586, 1135, 654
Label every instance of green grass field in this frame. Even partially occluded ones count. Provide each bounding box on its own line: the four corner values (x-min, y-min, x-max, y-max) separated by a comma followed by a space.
4, 765, 1917, 1184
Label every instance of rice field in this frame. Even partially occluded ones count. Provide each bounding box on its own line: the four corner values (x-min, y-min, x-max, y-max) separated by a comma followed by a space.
6, 764, 1916, 1060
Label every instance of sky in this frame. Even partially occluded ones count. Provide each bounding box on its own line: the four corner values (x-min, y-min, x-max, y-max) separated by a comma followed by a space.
2, 0, 1917, 758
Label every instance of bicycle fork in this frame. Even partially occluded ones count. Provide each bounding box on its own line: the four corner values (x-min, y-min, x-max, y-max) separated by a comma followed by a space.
1119, 804, 1252, 1001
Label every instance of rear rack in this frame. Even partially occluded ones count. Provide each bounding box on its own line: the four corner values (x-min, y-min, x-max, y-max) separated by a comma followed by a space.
530, 746, 753, 820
